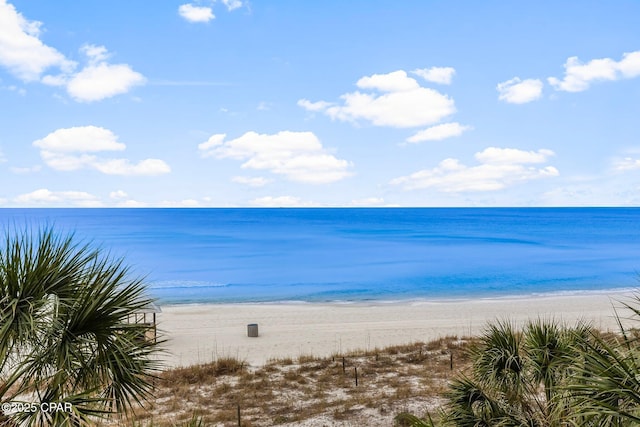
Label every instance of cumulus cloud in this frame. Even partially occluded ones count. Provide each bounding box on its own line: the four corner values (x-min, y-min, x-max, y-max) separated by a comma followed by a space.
298, 70, 456, 128
178, 4, 215, 22
34, 125, 126, 152
198, 131, 353, 184
407, 122, 471, 143
391, 147, 558, 192
497, 77, 544, 104
14, 188, 101, 207
412, 67, 456, 85
232, 176, 271, 187
0, 3, 144, 101
0, 0, 74, 81
43, 44, 146, 102
249, 196, 319, 207
548, 51, 640, 92
33, 126, 170, 175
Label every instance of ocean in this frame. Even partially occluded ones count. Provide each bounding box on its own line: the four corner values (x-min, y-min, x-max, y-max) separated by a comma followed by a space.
1, 208, 639, 304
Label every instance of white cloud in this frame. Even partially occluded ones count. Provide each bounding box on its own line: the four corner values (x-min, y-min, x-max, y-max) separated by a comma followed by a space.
412, 67, 456, 85
4, 84, 26, 95
249, 196, 318, 207
299, 70, 455, 128
0, 0, 74, 81
475, 147, 555, 164
222, 0, 243, 11
407, 122, 471, 143
159, 199, 201, 207
14, 188, 101, 207
0, 4, 143, 102
116, 199, 147, 207
391, 147, 558, 192
349, 197, 387, 207
297, 99, 334, 112
178, 4, 215, 22
109, 190, 128, 199
198, 131, 353, 184
618, 51, 640, 78
356, 70, 420, 92
33, 126, 170, 176
92, 158, 170, 176
232, 176, 271, 187
497, 77, 543, 104
548, 51, 640, 92
613, 157, 640, 171
58, 44, 146, 102
10, 165, 41, 174
257, 101, 272, 111
33, 125, 126, 152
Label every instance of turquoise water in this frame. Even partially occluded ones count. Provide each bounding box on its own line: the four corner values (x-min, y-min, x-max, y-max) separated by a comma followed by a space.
1, 208, 639, 304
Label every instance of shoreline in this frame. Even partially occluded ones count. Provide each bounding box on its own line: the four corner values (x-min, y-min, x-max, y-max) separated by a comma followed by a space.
154, 286, 639, 307
157, 290, 638, 368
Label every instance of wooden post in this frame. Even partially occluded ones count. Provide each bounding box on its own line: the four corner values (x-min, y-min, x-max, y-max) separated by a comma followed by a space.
450, 352, 453, 370
355, 366, 358, 386
237, 404, 241, 427
342, 356, 346, 373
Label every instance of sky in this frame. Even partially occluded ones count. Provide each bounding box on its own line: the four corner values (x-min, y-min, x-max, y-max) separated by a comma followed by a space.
1, 1, 640, 207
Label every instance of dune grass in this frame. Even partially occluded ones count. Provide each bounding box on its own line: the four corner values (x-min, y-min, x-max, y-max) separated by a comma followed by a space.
99, 336, 474, 426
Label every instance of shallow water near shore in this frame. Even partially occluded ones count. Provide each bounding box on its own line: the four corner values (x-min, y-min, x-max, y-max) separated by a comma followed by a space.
1, 207, 639, 304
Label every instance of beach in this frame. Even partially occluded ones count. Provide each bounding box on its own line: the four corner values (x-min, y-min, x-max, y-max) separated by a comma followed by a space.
158, 291, 635, 367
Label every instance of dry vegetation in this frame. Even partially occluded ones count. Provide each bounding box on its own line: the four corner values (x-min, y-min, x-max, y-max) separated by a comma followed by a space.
102, 336, 476, 427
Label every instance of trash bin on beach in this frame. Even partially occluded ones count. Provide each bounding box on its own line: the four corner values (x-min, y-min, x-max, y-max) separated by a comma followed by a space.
247, 323, 259, 337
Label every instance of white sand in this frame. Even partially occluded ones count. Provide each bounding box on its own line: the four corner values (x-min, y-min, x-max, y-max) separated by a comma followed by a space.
158, 291, 637, 367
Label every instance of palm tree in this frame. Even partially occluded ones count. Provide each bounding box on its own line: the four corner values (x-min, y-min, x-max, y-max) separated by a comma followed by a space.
567, 295, 640, 426
0, 228, 163, 426
441, 319, 591, 426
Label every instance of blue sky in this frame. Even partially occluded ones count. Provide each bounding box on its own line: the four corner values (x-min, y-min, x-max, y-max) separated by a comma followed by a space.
1, 0, 639, 207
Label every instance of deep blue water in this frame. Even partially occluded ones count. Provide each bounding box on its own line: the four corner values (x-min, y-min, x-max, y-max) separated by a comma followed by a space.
1, 208, 639, 304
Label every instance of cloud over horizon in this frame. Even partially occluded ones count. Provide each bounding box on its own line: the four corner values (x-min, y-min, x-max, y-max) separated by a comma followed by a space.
391, 147, 558, 192
14, 188, 102, 207
33, 126, 171, 175
198, 130, 353, 184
